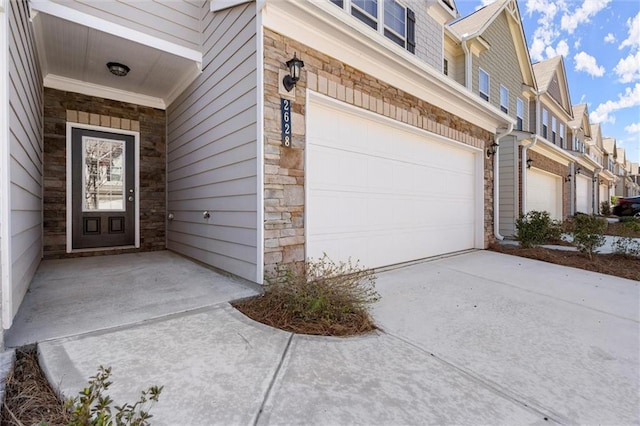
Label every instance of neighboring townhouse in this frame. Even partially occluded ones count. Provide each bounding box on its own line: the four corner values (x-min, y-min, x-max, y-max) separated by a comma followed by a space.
526, 56, 575, 220
444, 0, 541, 239
630, 163, 640, 195
567, 104, 600, 214
603, 137, 618, 202
590, 123, 616, 212
0, 0, 513, 343
615, 148, 629, 196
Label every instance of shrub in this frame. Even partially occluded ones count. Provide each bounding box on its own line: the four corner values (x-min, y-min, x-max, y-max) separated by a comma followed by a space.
619, 216, 640, 225
66, 366, 163, 426
600, 201, 611, 216
570, 214, 606, 260
612, 236, 640, 258
235, 254, 379, 336
515, 211, 561, 248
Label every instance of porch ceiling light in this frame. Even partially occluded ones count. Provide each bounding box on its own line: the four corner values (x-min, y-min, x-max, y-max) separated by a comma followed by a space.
526, 158, 533, 169
283, 53, 304, 92
107, 62, 130, 77
486, 142, 499, 157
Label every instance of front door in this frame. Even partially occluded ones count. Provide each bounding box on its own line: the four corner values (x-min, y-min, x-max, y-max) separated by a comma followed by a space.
71, 127, 135, 249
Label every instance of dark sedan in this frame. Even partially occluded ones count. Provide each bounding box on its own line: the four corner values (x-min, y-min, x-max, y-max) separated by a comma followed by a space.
613, 196, 640, 217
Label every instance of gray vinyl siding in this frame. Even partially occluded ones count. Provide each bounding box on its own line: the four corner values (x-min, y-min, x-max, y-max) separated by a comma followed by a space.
167, 3, 258, 282
409, 0, 443, 71
49, 0, 204, 51
8, 0, 43, 325
498, 137, 518, 237
473, 13, 528, 128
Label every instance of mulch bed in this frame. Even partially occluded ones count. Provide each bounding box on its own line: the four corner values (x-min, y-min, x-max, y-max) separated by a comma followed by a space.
490, 243, 640, 281
2, 348, 70, 426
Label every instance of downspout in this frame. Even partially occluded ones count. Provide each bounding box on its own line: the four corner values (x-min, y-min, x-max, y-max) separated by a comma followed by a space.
521, 135, 539, 216
461, 34, 472, 90
493, 123, 513, 241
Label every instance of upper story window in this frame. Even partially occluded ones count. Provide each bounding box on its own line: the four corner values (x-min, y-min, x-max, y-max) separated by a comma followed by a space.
559, 123, 565, 148
500, 86, 508, 114
443, 59, 449, 76
542, 109, 548, 139
551, 116, 557, 144
516, 98, 524, 130
332, 0, 416, 54
479, 69, 489, 102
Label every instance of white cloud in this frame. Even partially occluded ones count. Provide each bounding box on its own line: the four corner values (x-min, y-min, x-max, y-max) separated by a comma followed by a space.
614, 52, 640, 83
560, 0, 611, 34
625, 123, 640, 133
620, 12, 640, 50
544, 40, 570, 58
574, 51, 605, 77
526, 0, 562, 61
604, 33, 616, 43
589, 83, 640, 123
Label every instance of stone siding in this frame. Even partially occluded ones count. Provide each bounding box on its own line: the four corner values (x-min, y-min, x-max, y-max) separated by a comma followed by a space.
263, 29, 494, 274
43, 88, 166, 258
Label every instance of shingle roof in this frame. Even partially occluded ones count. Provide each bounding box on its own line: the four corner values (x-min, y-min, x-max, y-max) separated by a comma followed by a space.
532, 56, 562, 92
449, 0, 507, 37
603, 137, 616, 155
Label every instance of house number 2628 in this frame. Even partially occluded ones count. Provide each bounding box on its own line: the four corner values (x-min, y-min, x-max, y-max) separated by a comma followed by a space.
281, 98, 291, 148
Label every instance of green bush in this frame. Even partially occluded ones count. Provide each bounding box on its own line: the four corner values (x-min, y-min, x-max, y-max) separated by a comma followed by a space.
570, 214, 606, 260
515, 211, 562, 248
600, 201, 611, 216
619, 216, 640, 225
65, 366, 163, 426
267, 254, 380, 324
612, 236, 640, 258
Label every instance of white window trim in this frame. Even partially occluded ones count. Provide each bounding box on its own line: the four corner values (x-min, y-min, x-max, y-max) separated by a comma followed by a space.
551, 116, 557, 144
383, 0, 407, 43
516, 97, 524, 130
542, 108, 548, 138
479, 68, 490, 101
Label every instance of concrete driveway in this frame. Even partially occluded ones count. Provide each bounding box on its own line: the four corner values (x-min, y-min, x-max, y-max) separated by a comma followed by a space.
13, 250, 639, 425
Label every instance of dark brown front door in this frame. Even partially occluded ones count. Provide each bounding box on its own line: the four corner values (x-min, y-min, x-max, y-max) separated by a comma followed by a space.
71, 127, 135, 249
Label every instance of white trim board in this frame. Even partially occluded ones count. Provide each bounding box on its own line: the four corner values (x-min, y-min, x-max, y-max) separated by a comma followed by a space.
66, 122, 140, 253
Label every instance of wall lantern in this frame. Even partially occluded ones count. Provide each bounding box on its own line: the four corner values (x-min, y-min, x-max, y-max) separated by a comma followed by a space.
107, 62, 130, 77
565, 174, 572, 183
575, 167, 582, 175
486, 142, 499, 157
526, 159, 533, 169
283, 53, 304, 92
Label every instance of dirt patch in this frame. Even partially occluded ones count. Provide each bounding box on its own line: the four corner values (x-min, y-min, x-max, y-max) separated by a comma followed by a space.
2, 348, 70, 426
490, 243, 640, 281
233, 295, 377, 337
605, 221, 640, 237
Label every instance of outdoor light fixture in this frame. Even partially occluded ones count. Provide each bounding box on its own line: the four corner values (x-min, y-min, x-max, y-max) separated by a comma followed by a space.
283, 53, 304, 92
486, 142, 499, 157
526, 158, 533, 169
565, 174, 572, 183
107, 62, 130, 77
575, 167, 582, 175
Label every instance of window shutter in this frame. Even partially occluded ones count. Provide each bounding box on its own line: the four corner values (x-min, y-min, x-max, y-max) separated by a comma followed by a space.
407, 8, 416, 54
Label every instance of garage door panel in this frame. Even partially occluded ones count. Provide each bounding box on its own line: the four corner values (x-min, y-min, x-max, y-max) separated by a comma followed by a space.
526, 170, 561, 220
308, 99, 479, 269
576, 175, 591, 214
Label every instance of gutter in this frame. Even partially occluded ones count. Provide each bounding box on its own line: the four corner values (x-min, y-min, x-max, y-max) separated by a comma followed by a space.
493, 123, 513, 241
593, 167, 602, 214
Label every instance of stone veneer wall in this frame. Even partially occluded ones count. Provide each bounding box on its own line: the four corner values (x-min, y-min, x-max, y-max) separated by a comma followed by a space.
262, 29, 495, 274
520, 150, 571, 218
43, 88, 166, 258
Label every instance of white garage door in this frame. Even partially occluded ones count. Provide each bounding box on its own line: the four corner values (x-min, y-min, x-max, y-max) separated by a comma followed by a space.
306, 96, 482, 269
526, 169, 562, 220
599, 184, 608, 212
576, 175, 592, 214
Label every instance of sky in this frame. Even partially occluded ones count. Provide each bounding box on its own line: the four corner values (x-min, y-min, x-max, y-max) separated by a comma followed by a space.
455, 0, 640, 166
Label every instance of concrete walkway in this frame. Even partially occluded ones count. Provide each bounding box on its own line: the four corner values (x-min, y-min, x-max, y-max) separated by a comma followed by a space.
10, 250, 640, 425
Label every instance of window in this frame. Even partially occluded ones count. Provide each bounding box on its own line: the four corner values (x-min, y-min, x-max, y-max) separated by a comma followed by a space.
352, 0, 378, 29
338, 0, 414, 54
500, 86, 509, 114
551, 116, 557, 144
559, 124, 565, 148
516, 98, 524, 130
542, 109, 548, 139
443, 59, 449, 76
384, 0, 406, 47
479, 69, 489, 101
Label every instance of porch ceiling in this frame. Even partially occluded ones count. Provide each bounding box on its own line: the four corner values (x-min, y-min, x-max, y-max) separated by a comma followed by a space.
32, 12, 201, 109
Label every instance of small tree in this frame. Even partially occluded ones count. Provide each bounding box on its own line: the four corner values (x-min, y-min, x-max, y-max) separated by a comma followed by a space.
570, 214, 606, 260
600, 201, 611, 216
